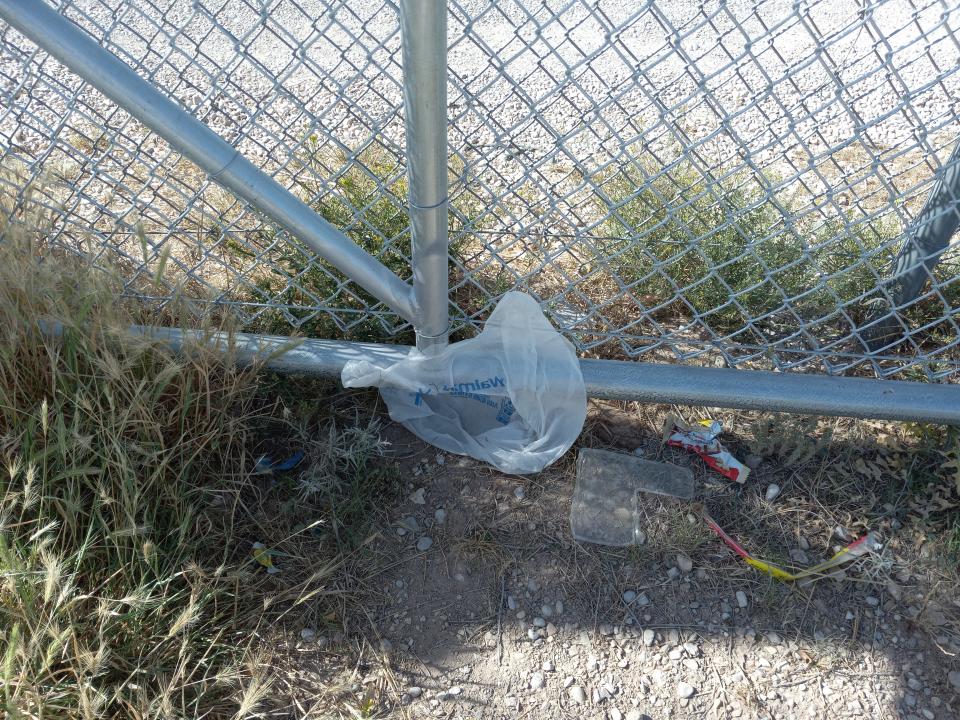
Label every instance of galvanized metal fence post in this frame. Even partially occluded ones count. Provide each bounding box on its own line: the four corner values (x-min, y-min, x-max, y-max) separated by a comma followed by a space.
400, 0, 450, 354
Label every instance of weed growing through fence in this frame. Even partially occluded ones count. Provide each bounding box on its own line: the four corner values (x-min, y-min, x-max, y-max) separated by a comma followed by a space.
598, 158, 960, 345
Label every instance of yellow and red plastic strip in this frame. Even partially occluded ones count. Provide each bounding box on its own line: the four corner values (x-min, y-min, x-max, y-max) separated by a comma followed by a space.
700, 506, 877, 582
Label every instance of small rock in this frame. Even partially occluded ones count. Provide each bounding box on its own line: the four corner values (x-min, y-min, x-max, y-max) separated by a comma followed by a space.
626, 712, 650, 720
434, 508, 447, 524
504, 695, 519, 708
676, 554, 693, 573
636, 593, 650, 606
514, 486, 526, 501
586, 656, 600, 672
789, 548, 809, 564
447, 686, 462, 696
948, 670, 960, 690
379, 638, 393, 652
563, 676, 575, 688
642, 629, 656, 646
300, 628, 316, 642
683, 642, 700, 657
533, 617, 546, 628
765, 484, 781, 501
407, 686, 422, 698
623, 590, 637, 604
569, 686, 587, 704
507, 596, 518, 611
516, 610, 526, 620
555, 600, 564, 614
677, 682, 696, 699
541, 604, 553, 617
667, 567, 681, 580
416, 536, 433, 552
542, 659, 555, 672
410, 487, 426, 504
529, 672, 545, 690
527, 577, 541, 593
609, 708, 623, 720
545, 622, 558, 636
865, 596, 880, 607
736, 591, 748, 609
798, 536, 810, 550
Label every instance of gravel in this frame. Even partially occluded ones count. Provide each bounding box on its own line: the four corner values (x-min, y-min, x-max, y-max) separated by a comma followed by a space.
736, 591, 749, 609
676, 554, 693, 573
569, 686, 587, 704
623, 590, 637, 604
676, 682, 696, 699
642, 629, 656, 646
529, 672, 545, 690
415, 536, 433, 552
765, 484, 781, 501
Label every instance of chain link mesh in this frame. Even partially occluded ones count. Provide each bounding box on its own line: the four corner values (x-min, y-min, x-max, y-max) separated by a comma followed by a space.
1, 0, 958, 380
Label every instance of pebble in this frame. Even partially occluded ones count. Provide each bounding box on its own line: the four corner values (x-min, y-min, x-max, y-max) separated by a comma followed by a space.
541, 604, 553, 617
542, 659, 555, 672
447, 686, 462, 696
599, 623, 615, 636
626, 712, 650, 720
949, 671, 960, 690
533, 616, 546, 628
683, 642, 700, 657
407, 686, 422, 698
736, 591, 749, 608
643, 629, 656, 646
410, 487, 426, 504
609, 708, 623, 720
765, 484, 781, 501
569, 686, 587, 703
586, 656, 600, 672
677, 682, 696, 699
623, 590, 637, 604
529, 672, 545, 690
300, 628, 316, 641
416, 536, 433, 551
434, 508, 447, 524
676, 554, 693, 573
865, 596, 880, 607
563, 676, 575, 688
507, 596, 518, 610
514, 486, 526, 500
504, 695, 519, 708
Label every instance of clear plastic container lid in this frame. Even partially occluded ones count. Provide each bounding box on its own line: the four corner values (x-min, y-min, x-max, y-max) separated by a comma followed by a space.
571, 448, 695, 546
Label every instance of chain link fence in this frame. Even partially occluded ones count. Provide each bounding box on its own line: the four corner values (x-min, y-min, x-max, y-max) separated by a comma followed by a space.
1, 0, 959, 382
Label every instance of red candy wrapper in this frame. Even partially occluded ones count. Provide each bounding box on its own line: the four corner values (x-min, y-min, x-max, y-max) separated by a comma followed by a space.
662, 416, 750, 484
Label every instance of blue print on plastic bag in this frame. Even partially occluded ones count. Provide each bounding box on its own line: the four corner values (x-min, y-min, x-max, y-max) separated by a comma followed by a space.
412, 375, 513, 425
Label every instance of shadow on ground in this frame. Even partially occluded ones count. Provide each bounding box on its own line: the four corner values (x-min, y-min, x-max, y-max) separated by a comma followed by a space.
278, 399, 960, 720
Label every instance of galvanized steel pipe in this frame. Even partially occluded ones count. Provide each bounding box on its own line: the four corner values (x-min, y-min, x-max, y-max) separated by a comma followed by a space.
400, 0, 450, 353
134, 327, 960, 425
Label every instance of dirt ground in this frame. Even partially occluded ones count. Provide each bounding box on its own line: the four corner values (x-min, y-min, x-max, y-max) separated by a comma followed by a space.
274, 399, 960, 720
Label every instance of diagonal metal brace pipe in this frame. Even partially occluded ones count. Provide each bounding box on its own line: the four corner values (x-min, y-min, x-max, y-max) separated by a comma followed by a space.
0, 0, 417, 323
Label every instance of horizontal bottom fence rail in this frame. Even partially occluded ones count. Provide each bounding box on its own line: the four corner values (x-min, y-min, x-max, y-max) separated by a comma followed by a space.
128, 327, 960, 425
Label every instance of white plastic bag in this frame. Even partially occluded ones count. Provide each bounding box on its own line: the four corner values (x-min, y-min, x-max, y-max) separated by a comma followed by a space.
342, 292, 586, 474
